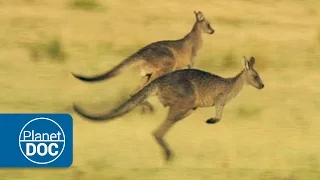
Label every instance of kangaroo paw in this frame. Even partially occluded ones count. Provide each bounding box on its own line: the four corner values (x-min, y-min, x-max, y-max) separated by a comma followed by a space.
206, 118, 220, 124
140, 106, 154, 114
140, 102, 155, 114
164, 149, 173, 161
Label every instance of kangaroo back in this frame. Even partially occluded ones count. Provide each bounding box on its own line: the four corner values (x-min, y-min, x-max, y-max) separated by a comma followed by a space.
72, 56, 143, 82
73, 82, 158, 120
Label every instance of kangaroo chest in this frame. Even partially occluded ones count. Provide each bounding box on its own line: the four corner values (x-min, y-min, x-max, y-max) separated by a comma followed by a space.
194, 88, 216, 107
195, 85, 242, 107
173, 45, 198, 69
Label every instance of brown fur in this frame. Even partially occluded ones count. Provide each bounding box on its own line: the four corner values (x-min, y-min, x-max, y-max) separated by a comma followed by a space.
73, 56, 264, 161
71, 11, 215, 113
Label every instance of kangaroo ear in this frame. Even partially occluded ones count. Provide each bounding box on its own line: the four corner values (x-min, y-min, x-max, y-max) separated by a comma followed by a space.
249, 56, 255, 67
193, 10, 198, 16
196, 11, 204, 21
243, 58, 250, 70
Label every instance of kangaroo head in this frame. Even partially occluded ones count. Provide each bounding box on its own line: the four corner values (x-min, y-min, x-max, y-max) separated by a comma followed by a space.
194, 11, 214, 34
243, 56, 264, 89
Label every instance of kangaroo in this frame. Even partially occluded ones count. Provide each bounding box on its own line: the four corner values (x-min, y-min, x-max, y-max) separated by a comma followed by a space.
71, 11, 215, 113
73, 56, 264, 161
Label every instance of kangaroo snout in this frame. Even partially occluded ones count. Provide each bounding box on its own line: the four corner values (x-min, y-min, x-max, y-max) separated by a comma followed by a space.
209, 29, 215, 34
259, 84, 264, 89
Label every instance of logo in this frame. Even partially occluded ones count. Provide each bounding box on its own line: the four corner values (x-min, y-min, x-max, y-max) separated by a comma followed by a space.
19, 117, 66, 165
0, 114, 73, 168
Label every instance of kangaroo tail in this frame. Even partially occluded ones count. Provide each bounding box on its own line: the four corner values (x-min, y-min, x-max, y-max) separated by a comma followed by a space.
71, 56, 142, 82
73, 82, 158, 121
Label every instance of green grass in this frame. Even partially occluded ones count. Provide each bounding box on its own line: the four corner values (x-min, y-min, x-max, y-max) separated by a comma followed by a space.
45, 37, 65, 60
1, 168, 320, 180
27, 37, 66, 62
236, 105, 262, 118
69, 0, 104, 11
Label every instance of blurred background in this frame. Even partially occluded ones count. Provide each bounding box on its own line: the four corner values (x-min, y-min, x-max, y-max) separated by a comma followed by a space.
1, 0, 320, 179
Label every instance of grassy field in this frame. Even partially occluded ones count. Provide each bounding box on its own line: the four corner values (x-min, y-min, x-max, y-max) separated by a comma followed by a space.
1, 0, 320, 179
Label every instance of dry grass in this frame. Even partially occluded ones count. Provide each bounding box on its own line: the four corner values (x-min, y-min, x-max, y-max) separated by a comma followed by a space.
0, 0, 320, 179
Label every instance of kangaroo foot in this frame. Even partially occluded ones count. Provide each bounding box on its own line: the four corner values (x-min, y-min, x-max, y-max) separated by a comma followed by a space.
164, 149, 173, 161
206, 118, 220, 124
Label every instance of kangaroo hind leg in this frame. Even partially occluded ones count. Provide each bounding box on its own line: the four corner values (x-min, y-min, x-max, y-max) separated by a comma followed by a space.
131, 73, 152, 95
152, 104, 195, 161
137, 74, 155, 114
139, 64, 175, 114
129, 74, 154, 114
